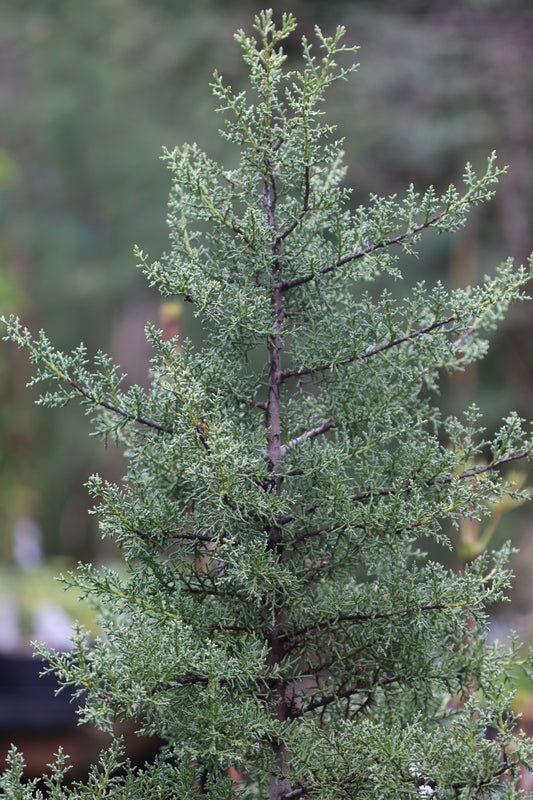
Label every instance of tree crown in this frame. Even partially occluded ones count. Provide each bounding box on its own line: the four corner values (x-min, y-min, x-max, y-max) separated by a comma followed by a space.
2, 10, 533, 800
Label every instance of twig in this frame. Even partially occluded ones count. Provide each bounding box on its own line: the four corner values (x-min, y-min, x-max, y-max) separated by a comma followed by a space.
170, 531, 213, 543
280, 315, 457, 381
63, 376, 174, 434
275, 166, 311, 243
278, 439, 531, 528
151, 672, 208, 694
348, 448, 532, 503
223, 174, 260, 199
280, 209, 448, 291
281, 421, 335, 454
241, 398, 268, 410
283, 602, 450, 652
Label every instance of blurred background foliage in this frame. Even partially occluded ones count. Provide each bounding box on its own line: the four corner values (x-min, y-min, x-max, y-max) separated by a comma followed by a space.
1, 0, 533, 621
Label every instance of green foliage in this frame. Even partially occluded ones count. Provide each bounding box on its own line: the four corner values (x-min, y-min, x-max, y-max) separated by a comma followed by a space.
3, 10, 533, 799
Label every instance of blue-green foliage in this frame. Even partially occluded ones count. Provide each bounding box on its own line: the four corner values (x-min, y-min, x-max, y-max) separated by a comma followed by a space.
2, 10, 533, 800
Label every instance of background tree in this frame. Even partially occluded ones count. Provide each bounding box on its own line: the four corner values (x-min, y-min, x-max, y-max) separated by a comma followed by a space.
2, 10, 533, 799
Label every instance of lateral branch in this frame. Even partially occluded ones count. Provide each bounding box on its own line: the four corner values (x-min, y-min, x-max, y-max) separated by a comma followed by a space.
280, 315, 457, 381
281, 421, 336, 454
280, 754, 516, 800
347, 448, 532, 504
279, 209, 448, 291
278, 448, 532, 526
283, 601, 451, 651
63, 376, 174, 435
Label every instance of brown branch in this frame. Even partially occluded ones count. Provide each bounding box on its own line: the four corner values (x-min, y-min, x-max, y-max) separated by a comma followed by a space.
280, 785, 310, 800
277, 219, 299, 242
365, 315, 457, 358
283, 602, 449, 652
151, 672, 208, 694
64, 376, 174, 434
278, 447, 531, 527
291, 674, 398, 719
280, 315, 457, 381
276, 166, 311, 243
170, 531, 213, 543
291, 683, 362, 717
212, 623, 250, 632
289, 525, 345, 545
469, 756, 514, 791
242, 398, 268, 410
281, 421, 336, 454
278, 502, 322, 526
280, 754, 517, 800
262, 145, 294, 800
223, 174, 261, 199
134, 527, 213, 544
452, 321, 478, 352
281, 774, 369, 800
348, 448, 532, 504
289, 519, 421, 547
279, 209, 448, 291
180, 585, 218, 595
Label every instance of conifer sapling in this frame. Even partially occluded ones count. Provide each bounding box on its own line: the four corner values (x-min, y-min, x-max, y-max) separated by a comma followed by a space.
2, 10, 533, 800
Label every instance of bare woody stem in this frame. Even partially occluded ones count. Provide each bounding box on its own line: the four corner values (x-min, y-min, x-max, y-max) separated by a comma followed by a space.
263, 149, 292, 800
283, 601, 462, 652
279, 754, 516, 800
277, 448, 532, 526
347, 448, 532, 503
279, 208, 448, 291
59, 375, 174, 435
281, 421, 335, 454
280, 315, 457, 381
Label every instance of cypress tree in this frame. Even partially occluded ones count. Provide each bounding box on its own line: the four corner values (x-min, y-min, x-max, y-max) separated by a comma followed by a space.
3, 10, 533, 799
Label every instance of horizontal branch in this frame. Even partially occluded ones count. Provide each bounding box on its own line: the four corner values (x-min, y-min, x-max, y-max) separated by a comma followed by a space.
278, 447, 531, 527
281, 420, 336, 454
170, 531, 213, 543
294, 683, 360, 717
280, 315, 457, 381
180, 585, 218, 595
241, 397, 268, 410
347, 448, 532, 504
279, 209, 448, 291
281, 774, 365, 800
132, 526, 213, 545
280, 755, 516, 800
64, 375, 174, 435
151, 672, 209, 694
1, 321, 177, 436
283, 601, 450, 652
278, 502, 321, 526
289, 524, 347, 545
292, 674, 398, 720
288, 519, 425, 548
64, 374, 212, 456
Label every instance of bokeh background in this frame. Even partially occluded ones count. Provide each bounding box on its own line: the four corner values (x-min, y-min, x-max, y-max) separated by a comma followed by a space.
1, 0, 533, 775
